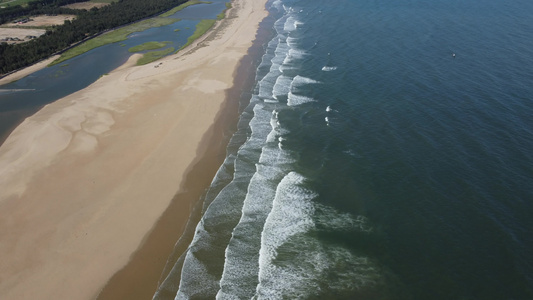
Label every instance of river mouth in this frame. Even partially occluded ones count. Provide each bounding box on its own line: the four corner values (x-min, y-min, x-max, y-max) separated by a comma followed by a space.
0, 0, 228, 147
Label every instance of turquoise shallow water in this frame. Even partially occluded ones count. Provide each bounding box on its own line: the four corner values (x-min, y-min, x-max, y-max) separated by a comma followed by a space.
157, 0, 533, 299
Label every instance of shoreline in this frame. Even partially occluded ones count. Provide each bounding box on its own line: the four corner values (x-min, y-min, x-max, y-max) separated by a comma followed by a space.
97, 7, 276, 299
0, 55, 60, 86
0, 0, 269, 299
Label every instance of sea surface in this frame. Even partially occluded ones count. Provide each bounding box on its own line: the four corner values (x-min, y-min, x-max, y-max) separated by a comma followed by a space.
155, 0, 533, 299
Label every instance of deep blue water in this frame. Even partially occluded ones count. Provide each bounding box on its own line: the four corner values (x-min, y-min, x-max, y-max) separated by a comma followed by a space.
156, 0, 533, 299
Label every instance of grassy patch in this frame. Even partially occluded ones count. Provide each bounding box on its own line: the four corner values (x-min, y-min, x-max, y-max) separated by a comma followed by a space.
128, 41, 170, 53
174, 28, 181, 32
217, 2, 232, 20
160, 0, 212, 17
50, 17, 179, 66
178, 19, 215, 51
137, 47, 175, 65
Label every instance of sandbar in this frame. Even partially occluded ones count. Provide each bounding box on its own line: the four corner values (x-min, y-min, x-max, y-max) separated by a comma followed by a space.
0, 0, 268, 299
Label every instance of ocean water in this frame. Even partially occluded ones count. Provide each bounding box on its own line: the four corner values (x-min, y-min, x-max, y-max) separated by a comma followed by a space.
155, 0, 533, 299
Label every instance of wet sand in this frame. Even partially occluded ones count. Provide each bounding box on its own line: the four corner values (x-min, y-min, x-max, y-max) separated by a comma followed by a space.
0, 0, 268, 299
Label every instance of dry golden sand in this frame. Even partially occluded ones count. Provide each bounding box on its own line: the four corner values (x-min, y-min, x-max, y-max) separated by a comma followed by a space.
0, 0, 268, 299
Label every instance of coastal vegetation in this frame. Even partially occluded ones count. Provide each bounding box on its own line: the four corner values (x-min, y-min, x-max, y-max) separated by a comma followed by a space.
0, 0, 190, 74
216, 2, 231, 20
128, 41, 171, 53
137, 46, 174, 65
160, 0, 211, 18
178, 18, 215, 51
50, 17, 179, 65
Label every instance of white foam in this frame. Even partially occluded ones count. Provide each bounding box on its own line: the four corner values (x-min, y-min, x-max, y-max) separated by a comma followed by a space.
271, 52, 287, 68
279, 64, 295, 73
286, 36, 298, 48
271, 0, 283, 11
290, 75, 321, 94
257, 172, 316, 274
266, 130, 277, 144
258, 56, 274, 73
274, 14, 288, 31
266, 121, 291, 146
249, 103, 276, 145
258, 74, 278, 100
294, 75, 321, 85
259, 146, 296, 166
253, 177, 381, 299
266, 111, 280, 143
217, 169, 277, 299
217, 114, 296, 298
321, 66, 338, 71
284, 16, 297, 31
274, 38, 290, 55
176, 222, 223, 299
170, 4, 383, 298
287, 92, 316, 106
281, 55, 293, 66
272, 75, 293, 99
288, 48, 307, 59
277, 136, 286, 150
255, 241, 381, 299
282, 48, 307, 65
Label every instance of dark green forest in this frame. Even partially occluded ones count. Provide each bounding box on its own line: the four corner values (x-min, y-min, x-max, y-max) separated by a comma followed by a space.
0, 0, 188, 74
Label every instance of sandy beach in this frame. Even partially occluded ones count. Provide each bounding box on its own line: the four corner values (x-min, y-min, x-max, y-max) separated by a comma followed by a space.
0, 0, 268, 299
0, 55, 60, 86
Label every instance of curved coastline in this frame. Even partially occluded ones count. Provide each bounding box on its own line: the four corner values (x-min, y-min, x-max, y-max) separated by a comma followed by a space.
0, 0, 268, 299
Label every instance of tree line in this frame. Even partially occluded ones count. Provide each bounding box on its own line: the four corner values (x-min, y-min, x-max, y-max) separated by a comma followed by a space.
0, 0, 188, 74
0, 0, 85, 24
